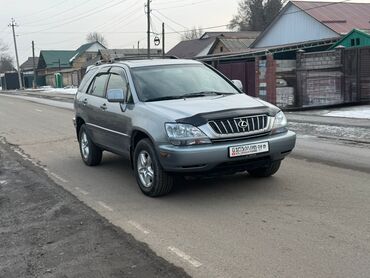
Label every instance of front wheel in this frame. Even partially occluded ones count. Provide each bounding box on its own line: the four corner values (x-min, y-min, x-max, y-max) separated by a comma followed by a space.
134, 139, 173, 197
248, 161, 281, 177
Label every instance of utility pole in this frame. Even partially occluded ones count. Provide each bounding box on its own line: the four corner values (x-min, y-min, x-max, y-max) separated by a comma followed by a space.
8, 18, 23, 90
162, 22, 165, 58
137, 41, 140, 55
146, 0, 151, 59
32, 41, 37, 89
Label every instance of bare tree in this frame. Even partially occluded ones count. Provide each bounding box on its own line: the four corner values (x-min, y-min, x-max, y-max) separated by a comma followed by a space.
0, 40, 14, 73
181, 27, 204, 40
86, 32, 108, 46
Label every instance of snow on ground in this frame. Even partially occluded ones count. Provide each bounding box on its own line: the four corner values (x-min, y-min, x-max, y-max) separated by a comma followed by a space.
325, 105, 370, 119
27, 86, 77, 95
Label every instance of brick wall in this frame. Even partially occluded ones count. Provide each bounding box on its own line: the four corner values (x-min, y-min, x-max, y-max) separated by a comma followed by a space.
297, 49, 344, 107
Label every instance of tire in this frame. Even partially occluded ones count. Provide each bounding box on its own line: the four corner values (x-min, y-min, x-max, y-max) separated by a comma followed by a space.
248, 160, 281, 177
134, 139, 173, 197
78, 124, 102, 166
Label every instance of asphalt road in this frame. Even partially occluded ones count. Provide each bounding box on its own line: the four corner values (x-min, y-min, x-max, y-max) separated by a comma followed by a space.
1, 94, 370, 278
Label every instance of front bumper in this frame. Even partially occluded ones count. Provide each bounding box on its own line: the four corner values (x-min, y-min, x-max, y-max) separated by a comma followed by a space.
157, 131, 296, 173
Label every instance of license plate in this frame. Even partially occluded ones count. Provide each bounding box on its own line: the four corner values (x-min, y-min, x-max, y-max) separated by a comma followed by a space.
229, 142, 269, 158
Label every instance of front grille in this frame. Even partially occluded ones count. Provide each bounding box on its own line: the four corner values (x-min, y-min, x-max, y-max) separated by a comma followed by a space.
208, 115, 269, 135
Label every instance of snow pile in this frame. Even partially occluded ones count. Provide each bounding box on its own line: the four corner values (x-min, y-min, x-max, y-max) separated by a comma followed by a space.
29, 86, 78, 95
325, 105, 370, 119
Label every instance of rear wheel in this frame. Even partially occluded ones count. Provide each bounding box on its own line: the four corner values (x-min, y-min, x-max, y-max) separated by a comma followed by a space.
78, 124, 102, 166
134, 139, 173, 197
248, 161, 281, 177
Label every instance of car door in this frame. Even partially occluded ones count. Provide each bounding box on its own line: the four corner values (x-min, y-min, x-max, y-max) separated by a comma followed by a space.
83, 67, 110, 147
98, 67, 132, 156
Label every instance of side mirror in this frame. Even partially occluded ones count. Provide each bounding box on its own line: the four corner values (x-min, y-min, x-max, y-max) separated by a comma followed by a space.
232, 80, 243, 91
107, 88, 126, 103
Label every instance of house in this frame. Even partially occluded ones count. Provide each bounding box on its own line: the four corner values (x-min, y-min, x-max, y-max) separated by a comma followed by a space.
20, 57, 39, 88
37, 50, 76, 86
330, 29, 370, 49
251, 1, 370, 48
37, 41, 106, 87
69, 41, 106, 69
167, 31, 260, 58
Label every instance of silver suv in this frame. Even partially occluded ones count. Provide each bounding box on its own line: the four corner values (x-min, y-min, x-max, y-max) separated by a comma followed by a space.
73, 58, 296, 197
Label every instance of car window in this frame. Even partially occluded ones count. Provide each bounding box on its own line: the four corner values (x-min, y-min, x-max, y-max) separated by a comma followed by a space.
78, 67, 98, 94
130, 64, 239, 102
107, 74, 127, 94
89, 74, 109, 98
107, 71, 134, 103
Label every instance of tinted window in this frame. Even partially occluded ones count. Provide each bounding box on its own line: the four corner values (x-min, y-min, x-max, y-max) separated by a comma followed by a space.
89, 74, 109, 98
131, 64, 239, 102
78, 67, 98, 93
107, 74, 126, 93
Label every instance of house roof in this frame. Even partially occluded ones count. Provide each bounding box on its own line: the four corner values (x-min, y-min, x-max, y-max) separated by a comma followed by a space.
99, 48, 162, 61
20, 57, 39, 71
216, 38, 257, 52
330, 29, 370, 49
167, 31, 260, 58
200, 31, 260, 39
166, 37, 215, 58
198, 37, 339, 62
38, 50, 75, 69
251, 1, 370, 48
292, 1, 370, 35
69, 41, 106, 63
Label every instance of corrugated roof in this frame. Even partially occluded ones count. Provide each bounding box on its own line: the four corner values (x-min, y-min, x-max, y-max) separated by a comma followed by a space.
70, 41, 106, 62
218, 38, 257, 52
166, 37, 215, 58
201, 31, 260, 39
20, 57, 39, 71
38, 50, 75, 69
292, 1, 370, 35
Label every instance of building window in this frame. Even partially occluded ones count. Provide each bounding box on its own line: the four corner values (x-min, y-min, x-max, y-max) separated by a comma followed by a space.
356, 38, 360, 45
351, 39, 355, 46
220, 46, 223, 52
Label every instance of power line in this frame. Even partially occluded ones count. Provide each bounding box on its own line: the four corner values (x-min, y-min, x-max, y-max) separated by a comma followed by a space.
151, 12, 182, 36
22, 0, 92, 26
154, 0, 215, 11
19, 0, 127, 35
20, 0, 67, 21
93, 0, 141, 31
152, 9, 188, 30
284, 0, 352, 15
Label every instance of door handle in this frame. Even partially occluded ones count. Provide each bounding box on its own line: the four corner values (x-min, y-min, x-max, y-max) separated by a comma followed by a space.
82, 98, 88, 106
100, 103, 107, 111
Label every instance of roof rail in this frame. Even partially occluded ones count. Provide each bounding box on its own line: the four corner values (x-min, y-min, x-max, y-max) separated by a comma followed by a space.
107, 55, 178, 63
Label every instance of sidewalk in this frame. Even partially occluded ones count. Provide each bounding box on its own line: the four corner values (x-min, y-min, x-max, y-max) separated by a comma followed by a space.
0, 89, 75, 103
287, 110, 370, 143
0, 140, 189, 278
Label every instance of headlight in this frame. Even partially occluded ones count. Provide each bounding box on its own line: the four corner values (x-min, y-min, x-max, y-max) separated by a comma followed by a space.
272, 111, 287, 133
165, 123, 211, 146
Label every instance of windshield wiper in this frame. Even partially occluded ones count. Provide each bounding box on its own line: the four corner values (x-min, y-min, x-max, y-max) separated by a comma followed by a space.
180, 91, 235, 98
145, 95, 184, 102
145, 91, 235, 102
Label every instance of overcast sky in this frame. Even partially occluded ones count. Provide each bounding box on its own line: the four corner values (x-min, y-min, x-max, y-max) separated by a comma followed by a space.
0, 0, 240, 63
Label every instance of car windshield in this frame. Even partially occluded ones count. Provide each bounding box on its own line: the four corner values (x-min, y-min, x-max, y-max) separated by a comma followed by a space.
130, 64, 240, 102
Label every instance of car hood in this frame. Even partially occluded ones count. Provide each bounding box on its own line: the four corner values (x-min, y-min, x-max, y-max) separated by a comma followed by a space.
143, 94, 279, 123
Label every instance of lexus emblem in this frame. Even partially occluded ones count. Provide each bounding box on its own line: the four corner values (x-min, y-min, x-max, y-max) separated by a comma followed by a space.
238, 120, 248, 129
